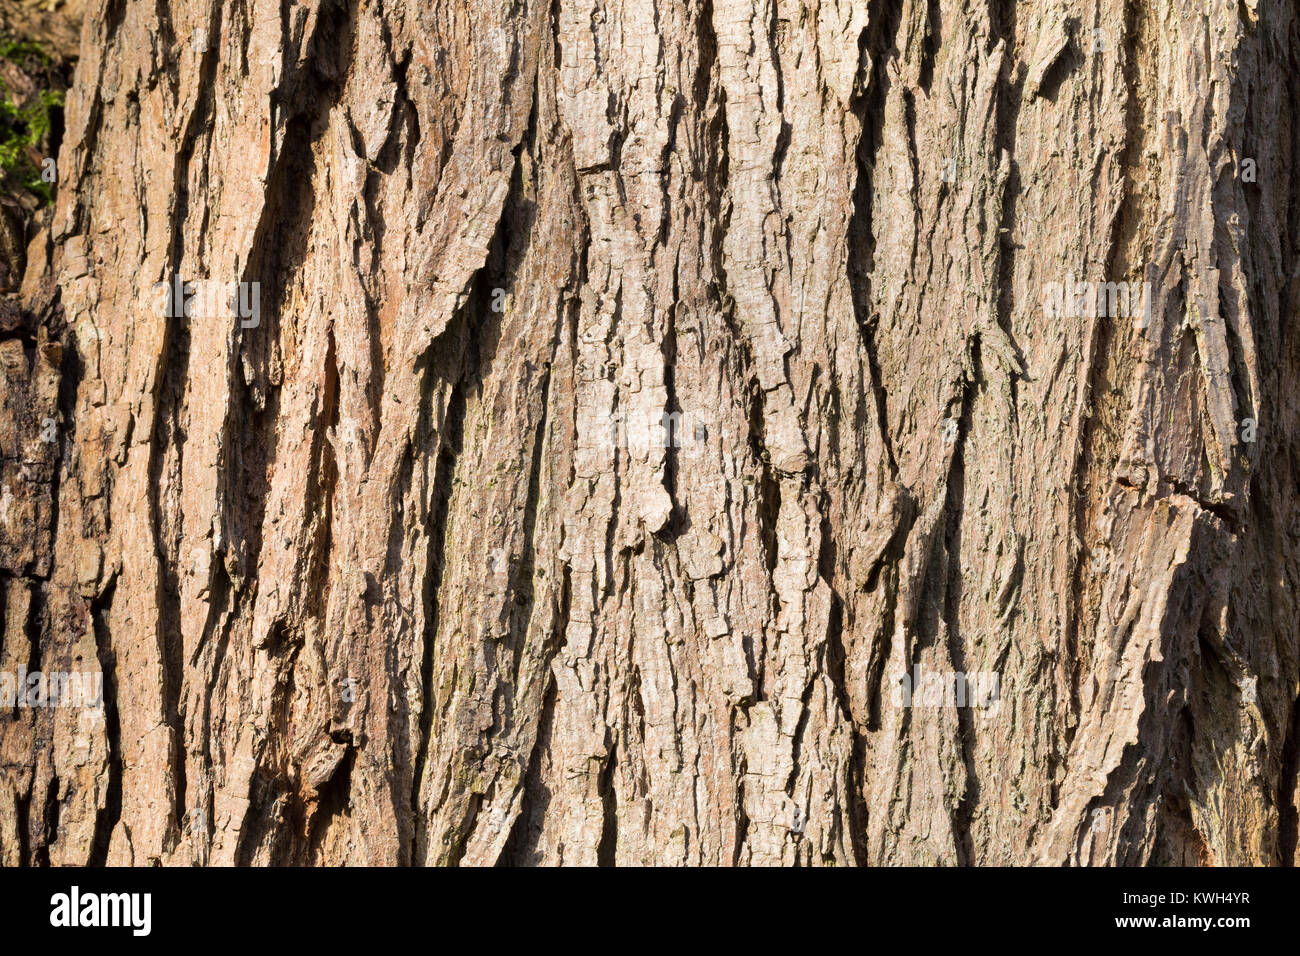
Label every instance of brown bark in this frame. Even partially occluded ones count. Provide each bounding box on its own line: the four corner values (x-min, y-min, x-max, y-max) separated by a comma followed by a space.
1, 0, 1298, 866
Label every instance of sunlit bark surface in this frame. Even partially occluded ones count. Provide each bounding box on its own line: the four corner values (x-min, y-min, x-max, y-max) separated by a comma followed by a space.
0, 0, 1298, 866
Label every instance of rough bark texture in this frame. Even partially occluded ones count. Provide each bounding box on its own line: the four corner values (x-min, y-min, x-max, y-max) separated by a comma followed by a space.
1, 0, 1298, 866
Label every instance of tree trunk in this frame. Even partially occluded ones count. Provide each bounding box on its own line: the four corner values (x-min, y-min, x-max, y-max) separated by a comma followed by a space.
1, 0, 1298, 866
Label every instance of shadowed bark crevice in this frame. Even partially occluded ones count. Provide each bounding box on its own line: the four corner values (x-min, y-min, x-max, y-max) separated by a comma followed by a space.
2, 0, 1297, 867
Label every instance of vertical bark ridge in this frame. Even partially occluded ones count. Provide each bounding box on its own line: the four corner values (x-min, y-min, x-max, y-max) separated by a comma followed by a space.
1, 0, 1297, 867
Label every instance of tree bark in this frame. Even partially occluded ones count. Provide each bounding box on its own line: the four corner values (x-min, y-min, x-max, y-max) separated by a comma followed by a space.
1, 0, 1298, 866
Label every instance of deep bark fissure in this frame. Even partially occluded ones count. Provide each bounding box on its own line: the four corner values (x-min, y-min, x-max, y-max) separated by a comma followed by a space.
2, 0, 1297, 868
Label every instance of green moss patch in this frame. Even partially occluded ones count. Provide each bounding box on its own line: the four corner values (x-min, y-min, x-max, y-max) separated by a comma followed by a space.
0, 33, 64, 205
